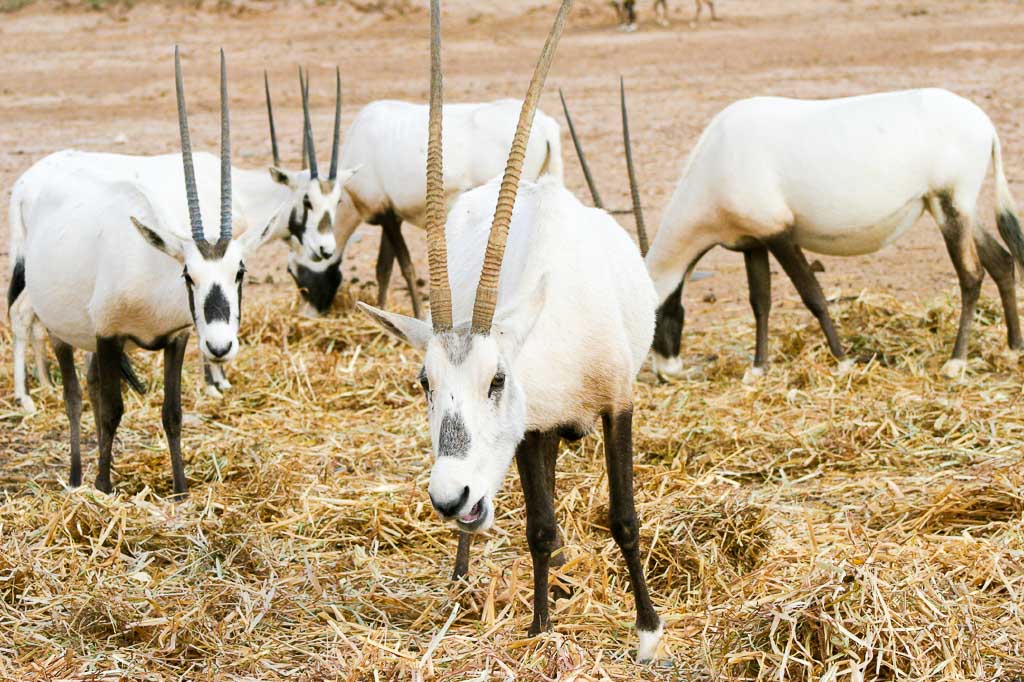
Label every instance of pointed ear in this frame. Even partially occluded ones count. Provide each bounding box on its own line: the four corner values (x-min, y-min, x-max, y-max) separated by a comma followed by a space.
493, 274, 547, 358
269, 166, 297, 187
334, 165, 360, 188
131, 217, 186, 263
357, 302, 433, 351
237, 214, 278, 257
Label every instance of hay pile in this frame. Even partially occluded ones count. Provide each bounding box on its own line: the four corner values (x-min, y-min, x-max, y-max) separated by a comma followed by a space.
1, 277, 1022, 680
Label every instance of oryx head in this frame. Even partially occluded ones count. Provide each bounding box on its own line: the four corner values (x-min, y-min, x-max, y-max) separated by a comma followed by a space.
132, 47, 275, 365
265, 68, 356, 267
359, 0, 571, 533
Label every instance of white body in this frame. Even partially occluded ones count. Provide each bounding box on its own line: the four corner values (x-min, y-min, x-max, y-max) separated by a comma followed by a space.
331, 99, 564, 256
646, 88, 1017, 374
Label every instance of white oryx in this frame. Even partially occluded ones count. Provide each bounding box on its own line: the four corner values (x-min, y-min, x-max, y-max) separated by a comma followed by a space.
645, 88, 1023, 381
7, 68, 355, 409
287, 97, 564, 317
10, 48, 278, 496
358, 0, 663, 662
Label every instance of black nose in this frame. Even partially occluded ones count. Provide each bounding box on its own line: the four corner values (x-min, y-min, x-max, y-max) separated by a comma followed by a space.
319, 246, 332, 259
206, 340, 233, 359
430, 486, 469, 519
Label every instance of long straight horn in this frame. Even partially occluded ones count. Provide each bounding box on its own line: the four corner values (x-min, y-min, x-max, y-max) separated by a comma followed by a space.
174, 45, 206, 245
620, 77, 648, 256
558, 88, 603, 209
299, 69, 309, 171
471, 0, 574, 334
218, 49, 232, 244
328, 67, 342, 181
264, 71, 280, 167
300, 67, 318, 178
426, 0, 452, 331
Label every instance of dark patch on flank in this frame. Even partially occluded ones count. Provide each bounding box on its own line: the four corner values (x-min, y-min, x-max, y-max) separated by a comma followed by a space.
7, 258, 25, 310
438, 411, 471, 458
204, 283, 231, 324
290, 260, 342, 314
556, 423, 591, 442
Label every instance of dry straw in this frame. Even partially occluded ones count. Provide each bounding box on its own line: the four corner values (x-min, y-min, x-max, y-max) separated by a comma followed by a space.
1, 275, 1022, 679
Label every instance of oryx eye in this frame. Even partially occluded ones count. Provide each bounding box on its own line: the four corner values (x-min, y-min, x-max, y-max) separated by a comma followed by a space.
489, 372, 506, 399
303, 196, 312, 211
182, 268, 194, 287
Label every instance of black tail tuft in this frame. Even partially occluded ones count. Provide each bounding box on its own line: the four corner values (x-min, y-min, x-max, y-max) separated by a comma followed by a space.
7, 258, 25, 310
997, 211, 1024, 269
120, 352, 147, 394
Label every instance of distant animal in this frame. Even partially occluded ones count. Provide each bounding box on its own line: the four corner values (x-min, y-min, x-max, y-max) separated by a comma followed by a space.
287, 97, 564, 318
8, 48, 277, 496
358, 0, 663, 663
645, 88, 1023, 381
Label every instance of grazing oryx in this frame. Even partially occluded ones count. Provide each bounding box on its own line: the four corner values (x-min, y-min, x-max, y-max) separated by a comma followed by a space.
6, 68, 354, 408
9, 48, 277, 496
287, 98, 564, 318
646, 89, 1023, 381
359, 0, 663, 662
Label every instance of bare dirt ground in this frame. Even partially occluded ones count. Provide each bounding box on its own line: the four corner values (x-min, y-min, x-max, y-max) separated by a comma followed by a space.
2, 1, 1024, 680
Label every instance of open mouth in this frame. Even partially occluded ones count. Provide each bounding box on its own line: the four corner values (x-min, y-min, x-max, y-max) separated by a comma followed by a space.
456, 497, 487, 532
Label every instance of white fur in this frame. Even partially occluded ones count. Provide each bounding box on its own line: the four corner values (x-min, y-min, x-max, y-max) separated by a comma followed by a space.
295, 99, 563, 284
362, 176, 655, 530
646, 88, 1019, 371
637, 620, 665, 663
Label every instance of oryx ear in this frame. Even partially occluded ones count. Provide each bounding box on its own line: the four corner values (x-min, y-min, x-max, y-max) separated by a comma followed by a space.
131, 217, 185, 263
357, 302, 432, 351
333, 165, 360, 190
493, 274, 547, 358
237, 215, 278, 257
269, 166, 297, 187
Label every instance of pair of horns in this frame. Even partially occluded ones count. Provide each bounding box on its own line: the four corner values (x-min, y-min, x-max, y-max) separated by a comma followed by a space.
559, 79, 649, 256
426, 0, 575, 334
264, 68, 343, 180
175, 45, 231, 251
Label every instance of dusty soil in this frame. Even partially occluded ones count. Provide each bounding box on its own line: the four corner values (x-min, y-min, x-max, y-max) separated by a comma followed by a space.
2, 1, 1024, 679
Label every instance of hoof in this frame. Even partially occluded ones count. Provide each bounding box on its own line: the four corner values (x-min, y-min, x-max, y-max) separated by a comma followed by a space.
652, 353, 685, 381
941, 358, 967, 380
17, 395, 37, 414
835, 358, 855, 376
204, 384, 224, 400
742, 366, 765, 385
637, 620, 665, 664
216, 378, 232, 392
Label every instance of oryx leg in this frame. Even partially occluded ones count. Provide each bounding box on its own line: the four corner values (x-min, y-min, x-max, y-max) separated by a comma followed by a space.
766, 233, 847, 364
603, 408, 662, 662
974, 227, 1022, 351
11, 294, 35, 412
515, 428, 561, 635
381, 215, 424, 319
94, 337, 124, 494
164, 333, 190, 498
931, 196, 984, 377
743, 245, 772, 378
52, 339, 83, 488
707, 0, 718, 20
375, 227, 396, 309
203, 359, 231, 398
32, 318, 53, 390
654, 0, 669, 25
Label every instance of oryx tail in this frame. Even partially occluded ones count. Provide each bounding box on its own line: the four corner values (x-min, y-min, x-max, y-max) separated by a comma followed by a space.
992, 134, 1024, 271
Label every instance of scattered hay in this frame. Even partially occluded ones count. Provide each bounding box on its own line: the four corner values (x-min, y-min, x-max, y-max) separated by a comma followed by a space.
1, 280, 1023, 679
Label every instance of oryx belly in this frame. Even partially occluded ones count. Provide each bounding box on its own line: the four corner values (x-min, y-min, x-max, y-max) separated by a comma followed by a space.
791, 194, 926, 256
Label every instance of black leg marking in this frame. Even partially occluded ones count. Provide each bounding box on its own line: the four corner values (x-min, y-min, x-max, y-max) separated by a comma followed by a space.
95, 337, 125, 494
744, 245, 772, 369
937, 199, 984, 362
375, 228, 396, 309
381, 214, 423, 319
602, 409, 661, 636
452, 532, 472, 581
975, 229, 1022, 350
766, 234, 846, 360
52, 340, 83, 488
652, 280, 684, 361
515, 429, 561, 635
86, 352, 100, 431
163, 333, 190, 498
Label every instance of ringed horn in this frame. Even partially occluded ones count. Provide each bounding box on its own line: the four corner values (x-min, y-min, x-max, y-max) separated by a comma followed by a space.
425, 0, 453, 331
298, 67, 344, 182
470, 0, 574, 335
173, 45, 232, 255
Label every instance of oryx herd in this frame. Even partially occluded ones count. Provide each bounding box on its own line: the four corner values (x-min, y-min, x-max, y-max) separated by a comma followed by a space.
5, 0, 1022, 664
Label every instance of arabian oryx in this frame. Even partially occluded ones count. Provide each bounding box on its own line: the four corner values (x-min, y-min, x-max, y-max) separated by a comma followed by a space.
358, 0, 663, 662
9, 48, 277, 496
287, 97, 563, 318
645, 88, 1024, 382
6, 67, 354, 409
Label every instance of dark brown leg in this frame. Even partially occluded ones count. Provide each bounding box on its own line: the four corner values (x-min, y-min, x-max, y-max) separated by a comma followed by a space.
708, 0, 718, 20
975, 228, 1022, 350
381, 216, 423, 319
52, 339, 82, 488
86, 352, 100, 427
766, 234, 846, 360
937, 198, 984, 368
375, 228, 395, 309
515, 429, 561, 635
544, 444, 571, 600
94, 337, 124, 494
602, 409, 661, 661
163, 333, 189, 498
744, 245, 772, 370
